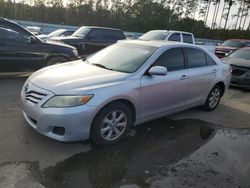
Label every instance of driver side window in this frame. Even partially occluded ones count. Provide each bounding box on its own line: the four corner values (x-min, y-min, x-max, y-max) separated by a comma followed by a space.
154, 48, 185, 71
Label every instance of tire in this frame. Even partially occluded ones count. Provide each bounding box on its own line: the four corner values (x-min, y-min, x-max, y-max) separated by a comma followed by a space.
46, 56, 68, 66
202, 85, 222, 111
91, 102, 132, 146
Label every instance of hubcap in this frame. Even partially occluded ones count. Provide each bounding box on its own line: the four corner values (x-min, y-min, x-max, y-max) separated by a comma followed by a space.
208, 88, 220, 108
100, 110, 127, 141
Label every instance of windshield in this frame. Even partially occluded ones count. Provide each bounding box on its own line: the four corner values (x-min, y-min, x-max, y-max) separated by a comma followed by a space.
47, 29, 65, 37
229, 48, 250, 60
139, 31, 169, 41
86, 43, 158, 73
221, 40, 248, 48
72, 27, 91, 37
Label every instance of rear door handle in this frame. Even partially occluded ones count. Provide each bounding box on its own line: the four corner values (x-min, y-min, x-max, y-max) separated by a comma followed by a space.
180, 75, 188, 80
212, 69, 217, 73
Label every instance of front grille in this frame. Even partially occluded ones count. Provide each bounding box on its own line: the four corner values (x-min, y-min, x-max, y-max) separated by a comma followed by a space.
25, 90, 47, 105
232, 69, 246, 76
231, 65, 248, 77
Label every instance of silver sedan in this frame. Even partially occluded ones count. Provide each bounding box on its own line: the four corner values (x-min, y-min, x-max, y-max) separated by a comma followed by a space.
21, 40, 231, 145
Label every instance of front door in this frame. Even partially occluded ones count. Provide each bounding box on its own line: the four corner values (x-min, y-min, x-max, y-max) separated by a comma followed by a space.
140, 47, 188, 120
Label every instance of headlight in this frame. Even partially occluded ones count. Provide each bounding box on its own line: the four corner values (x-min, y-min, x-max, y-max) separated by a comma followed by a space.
73, 49, 78, 56
42, 95, 93, 108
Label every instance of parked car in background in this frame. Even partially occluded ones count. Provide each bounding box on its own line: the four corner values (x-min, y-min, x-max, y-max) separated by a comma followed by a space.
215, 39, 250, 58
37, 29, 76, 40
139, 30, 195, 44
26, 26, 42, 35
222, 47, 250, 89
21, 40, 231, 145
124, 32, 143, 39
50, 26, 126, 57
195, 42, 216, 53
0, 18, 79, 72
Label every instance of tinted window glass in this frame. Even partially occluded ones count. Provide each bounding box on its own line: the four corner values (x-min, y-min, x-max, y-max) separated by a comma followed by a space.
154, 48, 185, 71
0, 27, 19, 40
88, 29, 103, 40
102, 29, 114, 40
186, 48, 207, 68
168, 33, 181, 42
114, 30, 125, 40
205, 54, 217, 65
183, 34, 193, 44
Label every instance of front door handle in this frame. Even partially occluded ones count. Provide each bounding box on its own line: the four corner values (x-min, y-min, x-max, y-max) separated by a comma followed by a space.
212, 69, 217, 73
180, 75, 188, 80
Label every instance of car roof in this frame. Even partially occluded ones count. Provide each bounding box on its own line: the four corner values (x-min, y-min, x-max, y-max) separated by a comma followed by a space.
225, 39, 250, 42
146, 30, 193, 35
120, 39, 196, 48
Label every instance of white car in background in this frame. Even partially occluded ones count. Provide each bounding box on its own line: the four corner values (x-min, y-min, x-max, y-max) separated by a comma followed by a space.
139, 30, 195, 44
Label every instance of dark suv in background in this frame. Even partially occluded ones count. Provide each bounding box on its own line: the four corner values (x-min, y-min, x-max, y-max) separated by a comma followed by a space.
51, 26, 126, 57
0, 18, 79, 73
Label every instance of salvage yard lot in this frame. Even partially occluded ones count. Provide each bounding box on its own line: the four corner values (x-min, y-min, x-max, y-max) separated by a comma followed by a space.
0, 77, 250, 188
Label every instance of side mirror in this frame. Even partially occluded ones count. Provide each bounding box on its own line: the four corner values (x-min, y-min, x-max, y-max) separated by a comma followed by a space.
148, 66, 167, 76
28, 36, 37, 44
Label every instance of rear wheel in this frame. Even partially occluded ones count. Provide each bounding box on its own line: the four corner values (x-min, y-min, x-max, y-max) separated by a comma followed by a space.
91, 102, 132, 146
46, 57, 67, 66
203, 85, 222, 111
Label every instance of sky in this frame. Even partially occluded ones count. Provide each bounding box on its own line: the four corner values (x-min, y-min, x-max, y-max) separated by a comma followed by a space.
200, 0, 250, 30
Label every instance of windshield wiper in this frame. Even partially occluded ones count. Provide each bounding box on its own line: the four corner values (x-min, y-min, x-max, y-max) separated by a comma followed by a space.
92, 63, 113, 71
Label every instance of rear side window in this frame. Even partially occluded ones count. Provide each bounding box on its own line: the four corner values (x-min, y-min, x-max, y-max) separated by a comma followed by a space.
205, 54, 216, 66
154, 48, 185, 71
185, 48, 207, 68
114, 30, 125, 40
183, 34, 193, 44
168, 33, 181, 42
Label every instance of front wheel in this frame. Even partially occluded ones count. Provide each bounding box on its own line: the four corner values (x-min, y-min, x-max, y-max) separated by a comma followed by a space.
202, 85, 222, 111
91, 102, 132, 146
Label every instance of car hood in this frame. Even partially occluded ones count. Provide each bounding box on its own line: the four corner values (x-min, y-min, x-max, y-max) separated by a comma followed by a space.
216, 46, 239, 51
51, 36, 83, 42
222, 57, 250, 68
29, 60, 129, 94
42, 39, 76, 50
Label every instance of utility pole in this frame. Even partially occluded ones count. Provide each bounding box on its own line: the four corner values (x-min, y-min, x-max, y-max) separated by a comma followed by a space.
14, 0, 17, 19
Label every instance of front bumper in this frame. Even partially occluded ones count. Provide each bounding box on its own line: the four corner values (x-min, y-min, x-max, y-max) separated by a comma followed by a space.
231, 76, 250, 89
21, 82, 97, 142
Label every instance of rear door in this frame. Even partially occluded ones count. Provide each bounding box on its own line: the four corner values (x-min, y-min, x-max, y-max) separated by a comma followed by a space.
140, 47, 188, 120
184, 47, 217, 105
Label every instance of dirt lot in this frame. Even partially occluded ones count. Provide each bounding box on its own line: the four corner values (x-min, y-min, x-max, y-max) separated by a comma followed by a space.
0, 77, 250, 188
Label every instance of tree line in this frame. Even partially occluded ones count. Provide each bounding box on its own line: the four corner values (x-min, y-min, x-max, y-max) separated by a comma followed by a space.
0, 0, 249, 40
